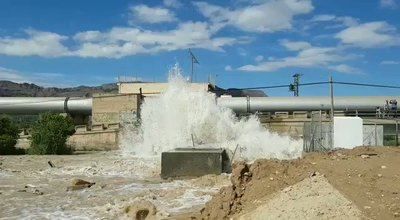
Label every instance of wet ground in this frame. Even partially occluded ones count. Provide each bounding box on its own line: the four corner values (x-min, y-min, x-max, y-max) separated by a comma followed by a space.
0, 152, 230, 219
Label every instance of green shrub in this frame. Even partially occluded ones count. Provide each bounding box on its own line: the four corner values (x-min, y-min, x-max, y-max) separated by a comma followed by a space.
28, 113, 75, 155
0, 116, 24, 155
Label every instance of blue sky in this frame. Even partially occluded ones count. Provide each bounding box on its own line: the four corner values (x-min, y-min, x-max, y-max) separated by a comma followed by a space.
0, 0, 399, 96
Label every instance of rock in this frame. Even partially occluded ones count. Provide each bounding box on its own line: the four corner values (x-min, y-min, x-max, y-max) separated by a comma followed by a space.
283, 187, 292, 193
231, 162, 250, 186
381, 165, 387, 169
32, 189, 44, 195
48, 161, 55, 168
363, 206, 371, 209
67, 179, 95, 191
394, 212, 400, 218
125, 200, 157, 220
25, 184, 37, 188
71, 178, 95, 186
377, 174, 383, 178
361, 155, 370, 159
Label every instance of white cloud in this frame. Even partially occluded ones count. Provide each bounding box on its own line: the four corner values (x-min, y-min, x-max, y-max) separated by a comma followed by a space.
224, 65, 233, 71
255, 55, 264, 62
129, 4, 177, 24
380, 0, 397, 8
237, 41, 358, 74
0, 66, 68, 86
328, 64, 362, 74
310, 14, 358, 28
163, 0, 182, 8
73, 22, 242, 58
280, 39, 311, 51
311, 14, 336, 22
193, 0, 314, 33
381, 60, 400, 65
0, 67, 25, 81
0, 29, 70, 57
336, 21, 400, 48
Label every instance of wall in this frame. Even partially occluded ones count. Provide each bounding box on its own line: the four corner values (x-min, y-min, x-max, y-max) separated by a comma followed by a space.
92, 93, 140, 125
67, 130, 119, 151
15, 130, 120, 151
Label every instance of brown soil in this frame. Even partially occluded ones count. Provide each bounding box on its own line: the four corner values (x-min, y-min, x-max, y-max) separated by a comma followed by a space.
187, 147, 400, 219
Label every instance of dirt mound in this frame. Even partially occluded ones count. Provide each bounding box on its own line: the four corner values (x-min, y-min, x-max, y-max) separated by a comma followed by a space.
238, 175, 362, 219
200, 159, 315, 219
198, 147, 400, 219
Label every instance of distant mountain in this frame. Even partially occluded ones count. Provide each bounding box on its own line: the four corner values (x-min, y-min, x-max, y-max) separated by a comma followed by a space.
0, 81, 118, 97
0, 80, 267, 97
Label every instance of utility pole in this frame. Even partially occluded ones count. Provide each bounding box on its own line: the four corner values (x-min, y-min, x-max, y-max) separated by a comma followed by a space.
290, 73, 302, 96
329, 76, 334, 121
189, 49, 199, 83
329, 76, 335, 149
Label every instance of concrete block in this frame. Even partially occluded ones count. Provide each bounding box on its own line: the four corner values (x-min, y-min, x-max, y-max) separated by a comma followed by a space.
293, 111, 308, 118
274, 112, 289, 118
161, 148, 230, 179
91, 124, 105, 131
107, 123, 120, 130
75, 125, 87, 133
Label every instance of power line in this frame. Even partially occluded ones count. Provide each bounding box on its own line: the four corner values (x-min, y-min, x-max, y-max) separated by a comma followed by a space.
334, 81, 400, 89
215, 81, 400, 91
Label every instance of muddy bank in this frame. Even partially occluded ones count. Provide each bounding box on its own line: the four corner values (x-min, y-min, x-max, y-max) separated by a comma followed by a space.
196, 147, 400, 219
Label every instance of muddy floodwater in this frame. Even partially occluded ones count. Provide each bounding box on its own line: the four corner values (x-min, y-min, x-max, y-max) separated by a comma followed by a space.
0, 152, 230, 219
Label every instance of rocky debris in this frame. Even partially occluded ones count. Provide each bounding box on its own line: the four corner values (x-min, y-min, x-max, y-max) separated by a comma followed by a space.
361, 154, 370, 159
124, 200, 157, 220
48, 161, 55, 168
67, 178, 95, 191
16, 185, 44, 195
32, 189, 44, 195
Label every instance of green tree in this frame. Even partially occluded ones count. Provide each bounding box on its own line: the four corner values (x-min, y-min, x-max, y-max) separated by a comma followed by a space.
0, 116, 24, 155
29, 113, 75, 155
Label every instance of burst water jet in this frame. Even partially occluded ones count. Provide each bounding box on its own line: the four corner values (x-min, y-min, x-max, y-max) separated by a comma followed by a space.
121, 64, 302, 161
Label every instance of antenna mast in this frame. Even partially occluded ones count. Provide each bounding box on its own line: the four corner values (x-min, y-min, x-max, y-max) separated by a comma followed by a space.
189, 48, 199, 83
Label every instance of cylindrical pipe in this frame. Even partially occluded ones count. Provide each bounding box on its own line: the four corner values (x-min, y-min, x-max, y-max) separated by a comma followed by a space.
0, 97, 92, 115
217, 96, 400, 113
1, 96, 399, 116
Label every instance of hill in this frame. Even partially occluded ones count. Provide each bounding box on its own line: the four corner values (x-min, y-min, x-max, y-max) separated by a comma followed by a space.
0, 81, 118, 97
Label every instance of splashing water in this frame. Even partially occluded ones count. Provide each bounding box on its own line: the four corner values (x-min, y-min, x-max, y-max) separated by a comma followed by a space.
121, 64, 302, 161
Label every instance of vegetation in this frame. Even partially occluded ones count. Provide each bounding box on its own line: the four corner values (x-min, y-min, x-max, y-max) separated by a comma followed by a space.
28, 113, 75, 155
0, 116, 25, 155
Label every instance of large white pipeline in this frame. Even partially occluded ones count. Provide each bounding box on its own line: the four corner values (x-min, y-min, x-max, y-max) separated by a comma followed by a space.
0, 97, 92, 115
217, 96, 399, 113
0, 96, 398, 115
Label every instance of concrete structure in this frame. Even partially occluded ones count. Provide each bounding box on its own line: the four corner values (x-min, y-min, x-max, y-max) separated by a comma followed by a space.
91, 93, 141, 125
334, 117, 363, 149
68, 129, 119, 151
161, 148, 230, 179
118, 82, 210, 96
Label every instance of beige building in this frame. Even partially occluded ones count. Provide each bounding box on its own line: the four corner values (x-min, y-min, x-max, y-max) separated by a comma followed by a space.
118, 82, 211, 96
